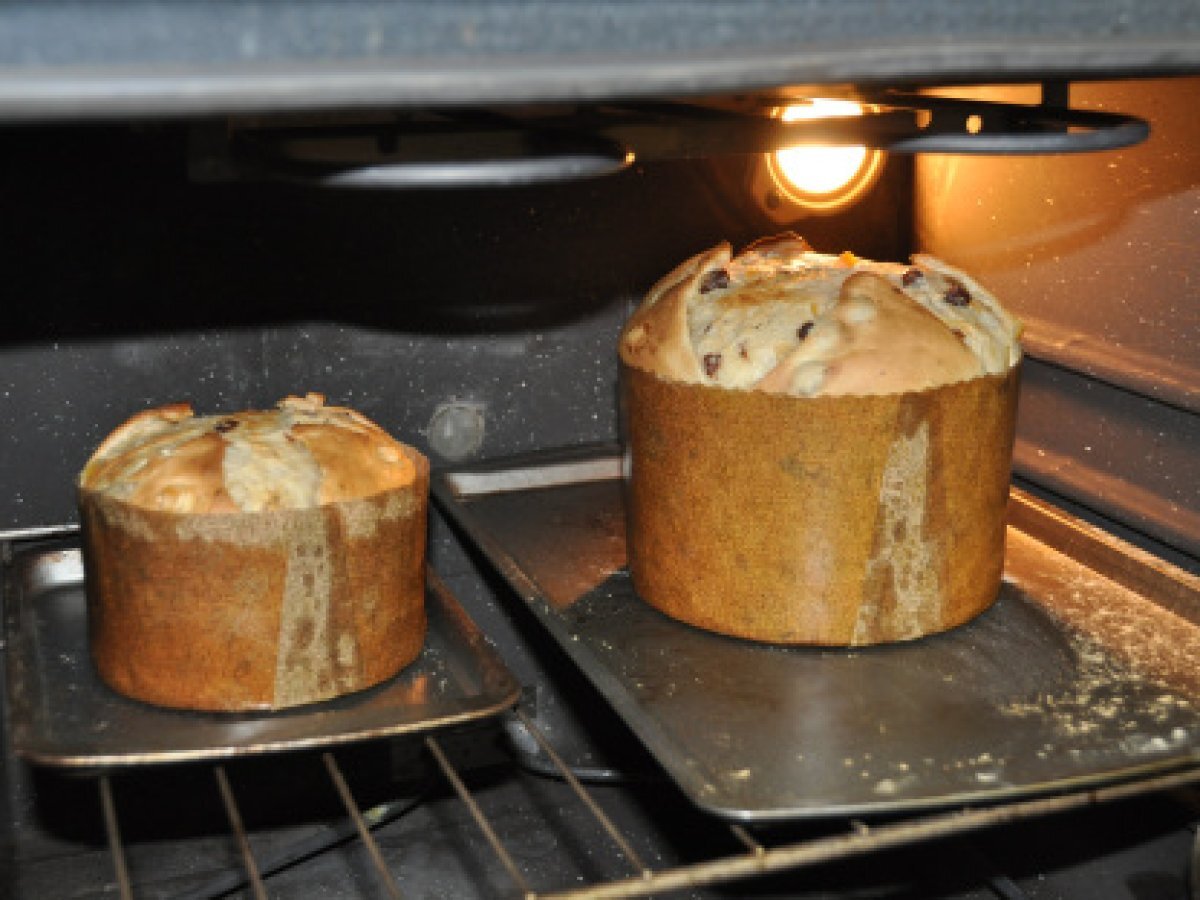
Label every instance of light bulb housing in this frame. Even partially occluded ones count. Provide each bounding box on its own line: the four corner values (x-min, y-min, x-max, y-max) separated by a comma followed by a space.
754, 100, 886, 218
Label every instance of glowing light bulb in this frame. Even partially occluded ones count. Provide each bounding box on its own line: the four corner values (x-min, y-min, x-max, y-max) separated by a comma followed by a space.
765, 100, 883, 212
775, 100, 869, 195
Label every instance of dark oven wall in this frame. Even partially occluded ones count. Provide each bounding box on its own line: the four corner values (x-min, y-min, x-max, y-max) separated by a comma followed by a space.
0, 125, 913, 535
0, 123, 914, 900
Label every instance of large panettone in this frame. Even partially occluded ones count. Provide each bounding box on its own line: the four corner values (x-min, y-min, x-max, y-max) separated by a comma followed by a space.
79, 393, 429, 711
619, 235, 1022, 646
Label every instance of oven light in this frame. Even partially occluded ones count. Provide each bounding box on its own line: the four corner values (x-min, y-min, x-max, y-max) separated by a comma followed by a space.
766, 100, 884, 212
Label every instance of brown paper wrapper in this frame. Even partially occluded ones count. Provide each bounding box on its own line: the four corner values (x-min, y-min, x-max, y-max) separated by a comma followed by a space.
622, 362, 1020, 646
81, 452, 429, 711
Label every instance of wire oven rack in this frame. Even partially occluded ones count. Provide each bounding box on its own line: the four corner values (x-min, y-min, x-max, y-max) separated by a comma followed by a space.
88, 721, 1200, 900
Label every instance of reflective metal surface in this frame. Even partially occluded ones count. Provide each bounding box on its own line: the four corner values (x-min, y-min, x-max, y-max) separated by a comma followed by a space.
916, 79, 1200, 563
4, 543, 520, 769
435, 447, 1200, 821
2, 2, 1200, 119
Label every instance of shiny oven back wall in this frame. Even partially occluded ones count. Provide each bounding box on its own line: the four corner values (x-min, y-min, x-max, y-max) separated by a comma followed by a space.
917, 78, 1200, 564
0, 126, 914, 533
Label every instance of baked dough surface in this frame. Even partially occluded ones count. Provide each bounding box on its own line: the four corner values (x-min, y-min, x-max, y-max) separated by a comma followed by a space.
80, 393, 416, 514
620, 236, 1021, 397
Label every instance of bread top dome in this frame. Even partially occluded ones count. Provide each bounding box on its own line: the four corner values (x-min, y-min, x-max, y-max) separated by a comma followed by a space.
79, 393, 419, 515
619, 235, 1022, 398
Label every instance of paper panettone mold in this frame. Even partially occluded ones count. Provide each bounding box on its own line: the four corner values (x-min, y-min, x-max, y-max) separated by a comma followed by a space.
78, 394, 430, 711
619, 236, 1022, 646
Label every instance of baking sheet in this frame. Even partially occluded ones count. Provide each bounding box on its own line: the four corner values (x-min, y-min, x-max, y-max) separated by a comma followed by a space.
434, 445, 1200, 822
4, 541, 520, 769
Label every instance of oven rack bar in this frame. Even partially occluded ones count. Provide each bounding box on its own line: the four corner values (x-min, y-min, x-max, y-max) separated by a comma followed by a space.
322, 752, 405, 900
214, 765, 269, 900
95, 716, 1200, 899
98, 775, 133, 900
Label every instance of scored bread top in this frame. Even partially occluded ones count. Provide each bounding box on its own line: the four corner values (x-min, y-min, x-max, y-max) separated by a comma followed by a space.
79, 393, 419, 514
619, 234, 1022, 397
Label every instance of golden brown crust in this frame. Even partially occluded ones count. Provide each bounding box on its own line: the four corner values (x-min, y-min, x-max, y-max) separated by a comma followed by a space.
80, 395, 416, 515
619, 243, 730, 382
80, 400, 430, 711
619, 239, 1021, 398
813, 271, 982, 396
622, 361, 1019, 645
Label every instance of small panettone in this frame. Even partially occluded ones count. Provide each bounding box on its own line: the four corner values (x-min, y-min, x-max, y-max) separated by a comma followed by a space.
619, 235, 1022, 646
78, 393, 429, 711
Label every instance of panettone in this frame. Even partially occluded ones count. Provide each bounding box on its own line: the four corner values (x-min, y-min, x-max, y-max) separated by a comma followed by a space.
78, 393, 429, 711
619, 235, 1022, 646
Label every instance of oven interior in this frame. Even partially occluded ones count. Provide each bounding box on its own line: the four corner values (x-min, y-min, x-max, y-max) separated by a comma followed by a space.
3, 6, 1200, 897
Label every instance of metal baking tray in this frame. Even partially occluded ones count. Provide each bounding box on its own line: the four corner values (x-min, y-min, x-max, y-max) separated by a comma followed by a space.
4, 539, 520, 769
434, 444, 1200, 822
